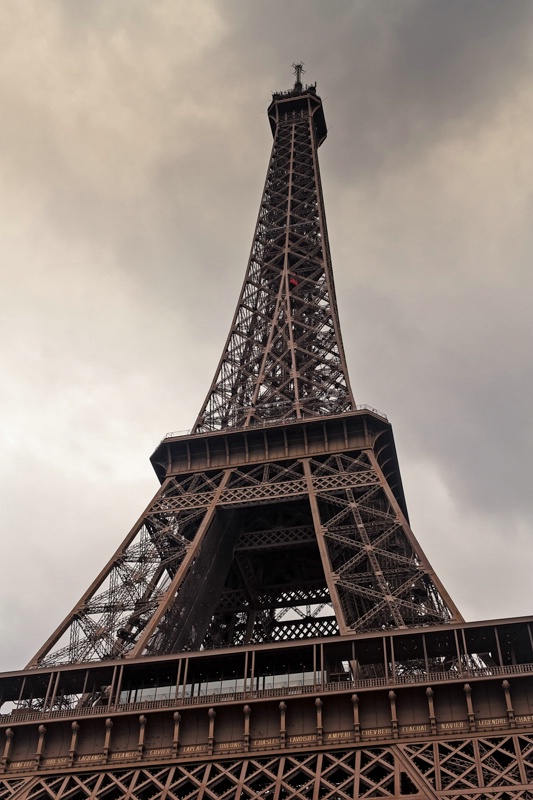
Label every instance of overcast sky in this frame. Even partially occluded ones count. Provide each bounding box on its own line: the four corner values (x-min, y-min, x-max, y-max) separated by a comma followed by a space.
1, 0, 532, 671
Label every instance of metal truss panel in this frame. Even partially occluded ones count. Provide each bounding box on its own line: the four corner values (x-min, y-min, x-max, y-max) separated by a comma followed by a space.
3, 733, 533, 799
29, 442, 460, 665
26, 77, 459, 671
193, 85, 354, 433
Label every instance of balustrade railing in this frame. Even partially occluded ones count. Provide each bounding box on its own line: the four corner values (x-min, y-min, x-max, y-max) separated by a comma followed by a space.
2, 660, 531, 726
163, 405, 388, 440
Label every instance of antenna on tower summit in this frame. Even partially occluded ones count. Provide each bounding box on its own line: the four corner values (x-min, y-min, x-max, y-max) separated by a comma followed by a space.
292, 61, 305, 89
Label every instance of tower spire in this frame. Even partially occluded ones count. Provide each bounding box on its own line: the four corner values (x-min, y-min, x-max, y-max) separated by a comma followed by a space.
194, 78, 354, 432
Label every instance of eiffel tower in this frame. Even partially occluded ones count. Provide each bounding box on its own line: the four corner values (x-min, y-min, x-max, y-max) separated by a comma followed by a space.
1, 68, 533, 800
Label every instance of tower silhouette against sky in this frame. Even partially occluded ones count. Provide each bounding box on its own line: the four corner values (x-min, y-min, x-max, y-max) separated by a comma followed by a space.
1, 69, 533, 800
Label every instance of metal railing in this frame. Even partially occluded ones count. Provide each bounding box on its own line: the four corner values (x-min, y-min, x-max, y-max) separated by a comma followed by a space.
2, 661, 531, 726
163, 405, 388, 441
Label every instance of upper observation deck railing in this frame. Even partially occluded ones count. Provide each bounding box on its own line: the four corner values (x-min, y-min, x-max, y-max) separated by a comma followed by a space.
163, 405, 388, 441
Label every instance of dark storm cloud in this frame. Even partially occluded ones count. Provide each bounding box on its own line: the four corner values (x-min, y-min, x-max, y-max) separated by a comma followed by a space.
1, 1, 532, 668
220, 0, 533, 179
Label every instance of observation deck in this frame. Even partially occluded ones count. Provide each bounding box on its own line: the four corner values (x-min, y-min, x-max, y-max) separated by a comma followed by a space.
267, 83, 327, 145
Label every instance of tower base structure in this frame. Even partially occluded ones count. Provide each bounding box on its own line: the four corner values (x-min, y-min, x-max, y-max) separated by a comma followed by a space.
1, 616, 533, 799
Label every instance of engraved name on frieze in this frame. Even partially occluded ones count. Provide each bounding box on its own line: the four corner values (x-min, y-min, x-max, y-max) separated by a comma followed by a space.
362, 728, 392, 737
288, 734, 316, 744
439, 721, 466, 730
147, 747, 173, 756
400, 724, 429, 734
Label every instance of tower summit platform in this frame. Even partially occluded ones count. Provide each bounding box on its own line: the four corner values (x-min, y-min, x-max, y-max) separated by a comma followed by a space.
268, 79, 327, 145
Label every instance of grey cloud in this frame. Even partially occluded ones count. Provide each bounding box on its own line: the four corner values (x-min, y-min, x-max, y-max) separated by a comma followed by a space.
218, 0, 533, 182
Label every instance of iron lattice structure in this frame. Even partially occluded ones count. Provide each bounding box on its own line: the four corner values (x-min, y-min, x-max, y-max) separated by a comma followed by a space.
2, 71, 532, 800
29, 431, 460, 667
27, 77, 460, 671
2, 735, 533, 800
193, 81, 353, 432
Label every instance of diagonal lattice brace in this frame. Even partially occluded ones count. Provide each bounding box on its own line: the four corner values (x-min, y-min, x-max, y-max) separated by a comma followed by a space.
194, 85, 354, 432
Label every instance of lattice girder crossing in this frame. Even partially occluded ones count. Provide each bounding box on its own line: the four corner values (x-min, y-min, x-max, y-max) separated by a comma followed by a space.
194, 84, 354, 433
3, 734, 533, 799
5, 615, 533, 796
28, 84, 462, 660
29, 433, 460, 667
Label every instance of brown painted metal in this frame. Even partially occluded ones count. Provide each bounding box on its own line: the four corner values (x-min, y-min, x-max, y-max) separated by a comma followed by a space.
26, 423, 461, 667
5, 70, 529, 797
26, 72, 460, 669
193, 79, 354, 432
2, 619, 533, 796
